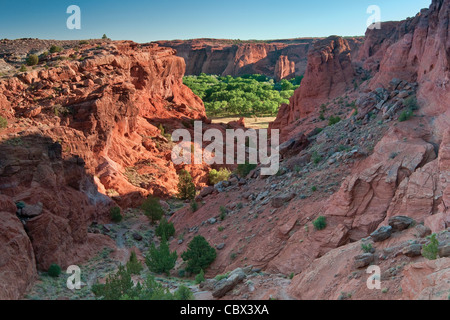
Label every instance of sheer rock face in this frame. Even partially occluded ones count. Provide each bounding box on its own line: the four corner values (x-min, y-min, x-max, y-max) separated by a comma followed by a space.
156, 38, 363, 81
271, 36, 355, 141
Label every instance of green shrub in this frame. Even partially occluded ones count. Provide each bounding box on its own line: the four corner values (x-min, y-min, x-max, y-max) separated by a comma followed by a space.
49, 45, 63, 53
398, 109, 413, 122
404, 96, 419, 111
237, 162, 257, 178
48, 264, 62, 277
19, 65, 27, 72
126, 251, 143, 275
422, 233, 439, 260
26, 54, 39, 66
0, 116, 7, 129
289, 273, 294, 279
141, 196, 164, 224
209, 168, 231, 185
195, 269, 205, 284
311, 186, 317, 192
177, 170, 196, 200
313, 216, 327, 230
92, 266, 175, 300
155, 217, 175, 239
328, 116, 341, 126
190, 200, 198, 212
110, 206, 122, 223
178, 269, 186, 278
146, 237, 178, 275
215, 273, 229, 281
219, 206, 227, 220
312, 151, 322, 165
174, 285, 194, 300
361, 243, 373, 253
181, 236, 216, 274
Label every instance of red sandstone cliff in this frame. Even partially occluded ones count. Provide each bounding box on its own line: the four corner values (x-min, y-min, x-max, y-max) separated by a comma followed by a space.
0, 40, 209, 299
156, 38, 363, 81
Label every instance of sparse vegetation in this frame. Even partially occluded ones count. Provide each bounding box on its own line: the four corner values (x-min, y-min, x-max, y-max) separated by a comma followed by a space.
19, 65, 27, 72
312, 151, 322, 165
313, 216, 327, 230
328, 115, 342, 126
92, 265, 177, 300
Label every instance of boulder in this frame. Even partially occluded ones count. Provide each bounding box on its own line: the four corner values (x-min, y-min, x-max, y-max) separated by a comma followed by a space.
388, 216, 415, 231
402, 244, 423, 257
353, 253, 374, 269
370, 226, 393, 242
212, 268, 246, 298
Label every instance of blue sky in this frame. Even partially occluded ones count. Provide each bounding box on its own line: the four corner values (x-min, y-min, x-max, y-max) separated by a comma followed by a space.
0, 0, 431, 42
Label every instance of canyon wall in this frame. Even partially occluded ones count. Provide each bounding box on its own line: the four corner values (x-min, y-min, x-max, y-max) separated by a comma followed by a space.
155, 38, 363, 80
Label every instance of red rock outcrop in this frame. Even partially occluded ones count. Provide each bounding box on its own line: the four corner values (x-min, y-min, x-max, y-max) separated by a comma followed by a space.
271, 36, 356, 141
0, 195, 37, 300
0, 40, 209, 299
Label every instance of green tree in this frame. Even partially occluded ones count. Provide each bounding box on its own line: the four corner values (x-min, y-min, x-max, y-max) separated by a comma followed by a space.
177, 170, 196, 200
126, 251, 143, 275
145, 237, 178, 275
195, 269, 205, 284
422, 233, 439, 260
174, 285, 195, 300
141, 196, 164, 224
155, 217, 175, 240
181, 236, 216, 274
